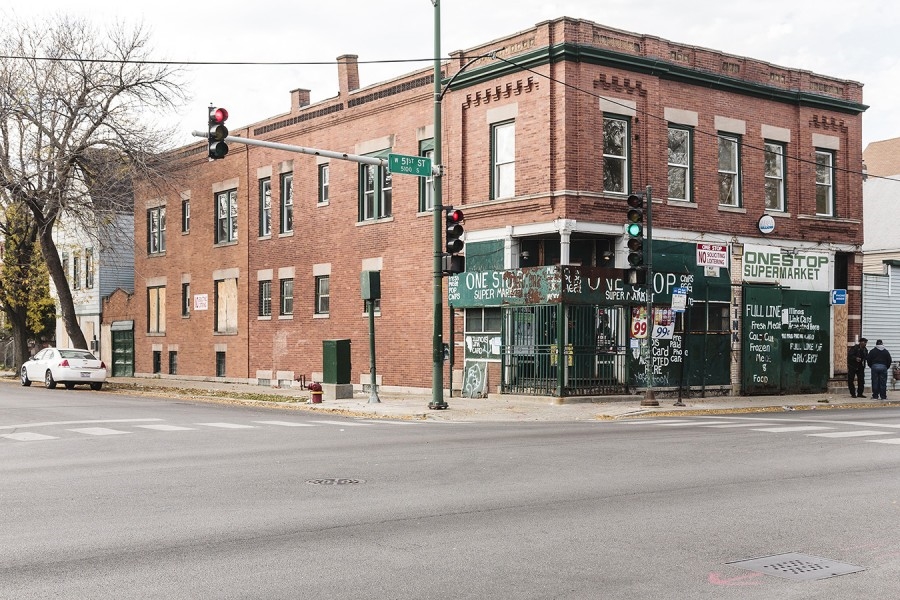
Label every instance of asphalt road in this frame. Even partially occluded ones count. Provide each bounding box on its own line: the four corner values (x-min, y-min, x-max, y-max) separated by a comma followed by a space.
2, 386, 900, 599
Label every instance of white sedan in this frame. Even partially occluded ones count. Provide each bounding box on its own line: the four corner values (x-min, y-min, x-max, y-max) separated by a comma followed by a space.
21, 347, 108, 390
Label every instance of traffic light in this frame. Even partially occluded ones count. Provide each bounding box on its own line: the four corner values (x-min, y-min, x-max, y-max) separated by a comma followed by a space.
445, 208, 465, 254
208, 107, 229, 160
442, 207, 465, 274
625, 193, 644, 268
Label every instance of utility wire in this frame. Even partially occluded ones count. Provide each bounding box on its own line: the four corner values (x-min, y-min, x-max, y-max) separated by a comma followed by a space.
0, 55, 436, 66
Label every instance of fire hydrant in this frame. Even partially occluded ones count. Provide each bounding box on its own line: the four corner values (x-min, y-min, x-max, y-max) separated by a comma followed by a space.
307, 381, 323, 404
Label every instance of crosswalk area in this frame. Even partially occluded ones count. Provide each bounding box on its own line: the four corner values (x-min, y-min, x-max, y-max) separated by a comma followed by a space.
0, 417, 433, 443
616, 416, 900, 446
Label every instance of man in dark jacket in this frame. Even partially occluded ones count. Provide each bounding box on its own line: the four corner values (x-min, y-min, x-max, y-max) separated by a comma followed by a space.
867, 339, 892, 400
847, 337, 868, 398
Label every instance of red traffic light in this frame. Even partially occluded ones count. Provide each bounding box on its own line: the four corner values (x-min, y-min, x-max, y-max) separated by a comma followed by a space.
446, 208, 464, 223
208, 106, 229, 160
209, 107, 228, 124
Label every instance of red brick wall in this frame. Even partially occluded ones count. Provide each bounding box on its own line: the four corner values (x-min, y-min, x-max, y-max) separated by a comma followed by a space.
133, 16, 864, 389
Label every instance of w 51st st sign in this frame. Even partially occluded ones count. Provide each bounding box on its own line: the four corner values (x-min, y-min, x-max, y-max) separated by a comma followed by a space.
388, 153, 432, 177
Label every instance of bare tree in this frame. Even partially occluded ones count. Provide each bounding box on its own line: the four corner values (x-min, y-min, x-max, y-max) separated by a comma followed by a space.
0, 15, 185, 349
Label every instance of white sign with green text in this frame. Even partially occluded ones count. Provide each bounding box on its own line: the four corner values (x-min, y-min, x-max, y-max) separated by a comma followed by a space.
742, 244, 831, 291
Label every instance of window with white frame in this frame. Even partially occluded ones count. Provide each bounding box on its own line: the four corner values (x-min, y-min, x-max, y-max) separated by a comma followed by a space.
359, 156, 392, 221
667, 126, 691, 202
259, 178, 271, 237
72, 252, 81, 289
279, 278, 293, 316
181, 199, 190, 233
147, 206, 166, 254
182, 282, 190, 317
215, 189, 238, 244
491, 121, 515, 199
764, 142, 786, 211
148, 286, 166, 334
718, 134, 740, 207
280, 172, 293, 233
259, 280, 272, 317
85, 249, 94, 288
315, 275, 330, 315
603, 115, 629, 194
318, 164, 329, 204
815, 150, 834, 216
419, 139, 434, 211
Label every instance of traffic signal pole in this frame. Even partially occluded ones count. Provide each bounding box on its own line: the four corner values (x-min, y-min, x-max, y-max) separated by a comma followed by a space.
641, 185, 659, 407
429, 0, 448, 410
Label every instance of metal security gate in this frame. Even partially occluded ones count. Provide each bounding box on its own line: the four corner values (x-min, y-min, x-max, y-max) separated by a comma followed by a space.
501, 304, 627, 396
110, 322, 134, 377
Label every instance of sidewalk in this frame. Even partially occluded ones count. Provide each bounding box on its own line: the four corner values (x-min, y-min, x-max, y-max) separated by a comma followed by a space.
95, 376, 899, 422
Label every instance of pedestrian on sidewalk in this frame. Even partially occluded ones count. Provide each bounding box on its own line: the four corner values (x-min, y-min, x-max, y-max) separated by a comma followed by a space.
847, 337, 868, 398
867, 339, 892, 400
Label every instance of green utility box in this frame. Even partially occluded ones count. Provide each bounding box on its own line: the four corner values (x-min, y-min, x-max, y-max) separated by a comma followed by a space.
323, 339, 351, 384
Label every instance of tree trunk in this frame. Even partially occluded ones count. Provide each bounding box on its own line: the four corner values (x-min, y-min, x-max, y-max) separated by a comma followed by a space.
8, 309, 33, 369
39, 228, 88, 350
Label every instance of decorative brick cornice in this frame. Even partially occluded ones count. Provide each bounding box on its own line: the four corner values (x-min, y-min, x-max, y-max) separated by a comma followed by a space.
593, 74, 648, 98
462, 77, 538, 109
809, 114, 848, 134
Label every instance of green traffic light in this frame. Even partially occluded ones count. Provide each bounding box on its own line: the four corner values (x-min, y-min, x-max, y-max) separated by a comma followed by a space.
626, 222, 642, 237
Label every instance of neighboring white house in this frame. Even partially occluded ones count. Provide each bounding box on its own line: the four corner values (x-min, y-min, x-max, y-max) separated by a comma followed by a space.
52, 209, 134, 353
862, 137, 900, 273
49, 154, 134, 357
860, 138, 900, 373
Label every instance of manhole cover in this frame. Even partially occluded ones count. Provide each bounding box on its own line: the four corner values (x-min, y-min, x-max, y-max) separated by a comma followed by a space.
727, 552, 865, 581
305, 478, 365, 486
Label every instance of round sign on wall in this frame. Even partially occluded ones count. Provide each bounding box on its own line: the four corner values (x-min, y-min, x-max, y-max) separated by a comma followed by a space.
758, 214, 776, 234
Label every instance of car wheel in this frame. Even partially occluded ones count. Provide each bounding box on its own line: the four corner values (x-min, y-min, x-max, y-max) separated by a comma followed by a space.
90, 382, 103, 391
44, 370, 56, 389
64, 382, 74, 390
20, 366, 31, 387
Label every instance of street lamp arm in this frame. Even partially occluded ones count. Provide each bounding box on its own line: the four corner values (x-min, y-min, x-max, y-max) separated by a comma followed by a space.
438, 51, 501, 102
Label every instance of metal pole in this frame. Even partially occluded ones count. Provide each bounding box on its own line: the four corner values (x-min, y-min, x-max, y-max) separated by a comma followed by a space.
367, 299, 380, 403
190, 132, 387, 167
641, 185, 659, 406
429, 0, 448, 410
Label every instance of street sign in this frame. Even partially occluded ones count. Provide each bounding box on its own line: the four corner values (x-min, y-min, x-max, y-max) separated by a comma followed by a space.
696, 243, 728, 268
388, 153, 432, 177
831, 289, 847, 305
671, 286, 688, 312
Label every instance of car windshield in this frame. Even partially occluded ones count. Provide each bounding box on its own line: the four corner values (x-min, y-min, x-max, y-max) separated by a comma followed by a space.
59, 350, 97, 360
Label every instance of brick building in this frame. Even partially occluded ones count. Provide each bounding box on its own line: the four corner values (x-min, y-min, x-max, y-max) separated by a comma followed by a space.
125, 17, 866, 396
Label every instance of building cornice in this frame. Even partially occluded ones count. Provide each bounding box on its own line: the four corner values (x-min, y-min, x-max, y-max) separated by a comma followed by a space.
448, 42, 868, 115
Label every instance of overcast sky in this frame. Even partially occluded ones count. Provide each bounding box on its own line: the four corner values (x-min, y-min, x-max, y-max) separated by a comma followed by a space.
8, 1, 900, 149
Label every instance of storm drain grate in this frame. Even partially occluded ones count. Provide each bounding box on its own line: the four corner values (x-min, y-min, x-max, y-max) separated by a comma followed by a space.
727, 552, 865, 581
305, 478, 365, 486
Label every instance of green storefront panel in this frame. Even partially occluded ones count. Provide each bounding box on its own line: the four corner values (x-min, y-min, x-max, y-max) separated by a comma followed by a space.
323, 339, 351, 384
742, 286, 830, 395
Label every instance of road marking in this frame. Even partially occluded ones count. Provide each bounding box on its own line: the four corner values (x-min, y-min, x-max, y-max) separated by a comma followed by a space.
253, 421, 315, 427
309, 420, 371, 427
701, 423, 764, 428
1, 432, 58, 441
868, 438, 900, 445
196, 422, 255, 429
807, 431, 893, 438
68, 427, 131, 436
751, 426, 833, 433
356, 420, 423, 425
0, 418, 163, 431
618, 420, 688, 424
654, 421, 710, 426
135, 424, 197, 431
